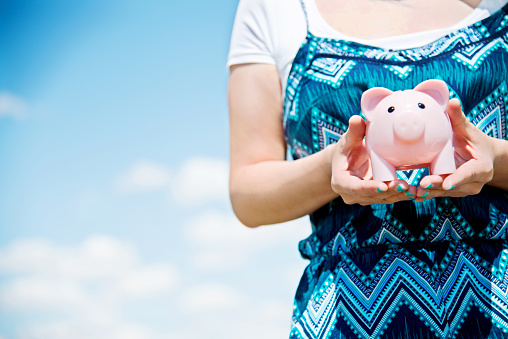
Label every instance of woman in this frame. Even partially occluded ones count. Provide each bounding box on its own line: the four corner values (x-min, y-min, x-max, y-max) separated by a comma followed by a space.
228, 0, 508, 337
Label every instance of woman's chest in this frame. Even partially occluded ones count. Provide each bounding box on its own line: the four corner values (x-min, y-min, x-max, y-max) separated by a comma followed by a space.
315, 0, 479, 39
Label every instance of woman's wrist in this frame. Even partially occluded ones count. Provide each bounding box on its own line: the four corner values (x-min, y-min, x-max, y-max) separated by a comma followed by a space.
324, 143, 337, 182
489, 137, 508, 189
301, 143, 341, 201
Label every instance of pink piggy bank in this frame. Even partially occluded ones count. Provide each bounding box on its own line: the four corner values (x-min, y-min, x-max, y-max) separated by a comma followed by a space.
361, 79, 456, 182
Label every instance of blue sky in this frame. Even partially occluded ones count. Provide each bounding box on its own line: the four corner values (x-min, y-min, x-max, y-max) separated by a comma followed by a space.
0, 1, 311, 338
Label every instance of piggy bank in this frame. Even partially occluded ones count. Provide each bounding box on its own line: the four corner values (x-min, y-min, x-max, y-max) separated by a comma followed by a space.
361, 79, 456, 182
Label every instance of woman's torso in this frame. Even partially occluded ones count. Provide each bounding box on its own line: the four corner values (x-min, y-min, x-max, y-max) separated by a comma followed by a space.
284, 2, 508, 337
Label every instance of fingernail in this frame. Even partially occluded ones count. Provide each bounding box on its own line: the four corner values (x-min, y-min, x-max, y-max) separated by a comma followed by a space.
377, 188, 386, 193
424, 184, 433, 189
422, 191, 429, 198
405, 191, 414, 197
446, 185, 455, 191
397, 184, 405, 192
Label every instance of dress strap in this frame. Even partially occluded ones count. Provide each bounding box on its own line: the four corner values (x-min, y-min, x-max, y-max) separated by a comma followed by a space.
299, 0, 310, 33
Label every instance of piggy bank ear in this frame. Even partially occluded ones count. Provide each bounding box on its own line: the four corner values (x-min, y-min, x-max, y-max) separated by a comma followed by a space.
361, 87, 393, 120
413, 79, 450, 110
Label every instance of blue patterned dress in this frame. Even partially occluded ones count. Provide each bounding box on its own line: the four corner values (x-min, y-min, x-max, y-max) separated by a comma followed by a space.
285, 5, 508, 339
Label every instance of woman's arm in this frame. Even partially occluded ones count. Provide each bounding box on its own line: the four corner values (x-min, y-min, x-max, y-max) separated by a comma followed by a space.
229, 64, 339, 227
229, 64, 416, 227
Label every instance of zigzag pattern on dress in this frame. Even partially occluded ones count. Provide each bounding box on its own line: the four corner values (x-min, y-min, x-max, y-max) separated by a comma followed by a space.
290, 241, 508, 339
318, 197, 508, 254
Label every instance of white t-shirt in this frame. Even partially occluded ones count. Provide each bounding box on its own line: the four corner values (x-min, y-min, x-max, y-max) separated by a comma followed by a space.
227, 0, 507, 91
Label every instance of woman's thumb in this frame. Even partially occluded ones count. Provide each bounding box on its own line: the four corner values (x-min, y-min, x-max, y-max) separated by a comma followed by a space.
447, 98, 468, 130
345, 115, 366, 143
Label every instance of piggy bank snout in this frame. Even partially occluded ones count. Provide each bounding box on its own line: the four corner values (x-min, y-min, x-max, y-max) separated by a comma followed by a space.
393, 111, 425, 143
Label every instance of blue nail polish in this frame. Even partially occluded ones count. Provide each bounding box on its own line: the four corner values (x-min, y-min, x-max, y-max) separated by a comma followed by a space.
424, 184, 433, 189
397, 185, 405, 192
405, 191, 414, 197
377, 188, 385, 193
446, 185, 455, 191
422, 191, 429, 198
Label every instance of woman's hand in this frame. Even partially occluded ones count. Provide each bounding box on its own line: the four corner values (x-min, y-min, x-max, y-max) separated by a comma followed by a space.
416, 98, 500, 201
330, 115, 417, 205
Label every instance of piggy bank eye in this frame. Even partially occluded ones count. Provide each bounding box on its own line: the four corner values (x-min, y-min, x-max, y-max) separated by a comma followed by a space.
387, 106, 395, 113
418, 103, 425, 109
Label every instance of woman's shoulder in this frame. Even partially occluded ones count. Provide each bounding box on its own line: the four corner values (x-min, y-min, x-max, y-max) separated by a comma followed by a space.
229, 0, 306, 63
235, 0, 303, 21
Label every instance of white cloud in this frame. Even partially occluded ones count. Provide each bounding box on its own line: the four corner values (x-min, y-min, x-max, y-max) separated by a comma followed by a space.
18, 321, 159, 339
117, 264, 178, 298
116, 156, 228, 205
177, 210, 310, 338
225, 300, 293, 339
184, 210, 310, 273
115, 161, 171, 193
1, 277, 88, 311
172, 157, 229, 205
0, 238, 57, 275
225, 322, 290, 339
0, 235, 180, 339
0, 235, 141, 281
186, 210, 308, 249
0, 91, 27, 118
256, 300, 291, 322
180, 283, 246, 313
189, 250, 244, 271
176, 293, 295, 339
